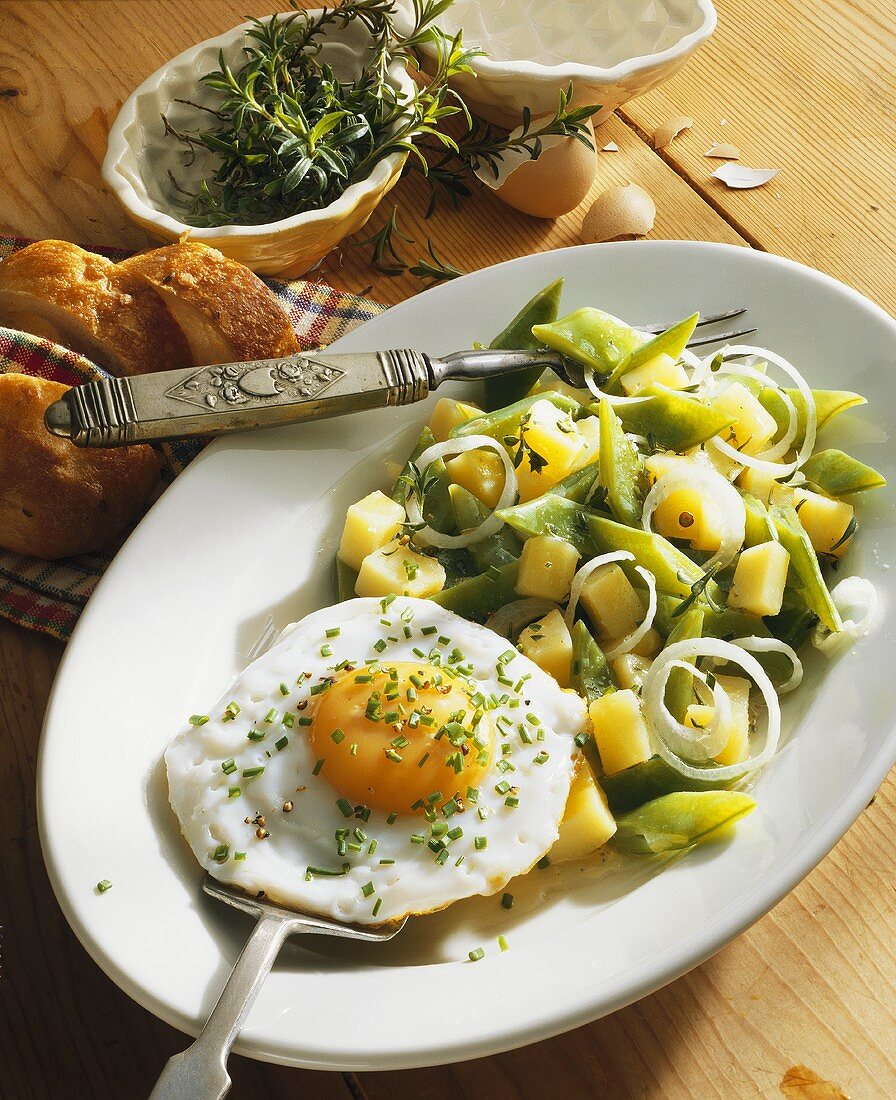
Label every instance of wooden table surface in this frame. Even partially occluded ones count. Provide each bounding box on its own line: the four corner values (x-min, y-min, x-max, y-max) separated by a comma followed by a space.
1, 1, 894, 1096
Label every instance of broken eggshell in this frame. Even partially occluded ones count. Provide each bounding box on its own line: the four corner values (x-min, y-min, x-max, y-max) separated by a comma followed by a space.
712, 163, 780, 188
475, 118, 596, 219
580, 183, 656, 242
653, 115, 694, 150
705, 142, 741, 159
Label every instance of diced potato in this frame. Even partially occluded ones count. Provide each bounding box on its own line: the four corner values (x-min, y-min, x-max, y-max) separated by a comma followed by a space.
515, 399, 586, 502
516, 534, 580, 601
652, 487, 724, 553
644, 451, 687, 487
620, 352, 690, 396
338, 490, 405, 571
428, 397, 480, 442
550, 760, 617, 861
792, 488, 855, 558
355, 540, 445, 599
566, 415, 600, 475
612, 653, 652, 691
629, 627, 662, 659
589, 689, 652, 775
518, 609, 573, 687
711, 381, 779, 455
445, 449, 506, 509
728, 541, 790, 617
580, 564, 644, 644
737, 465, 777, 506
685, 673, 751, 766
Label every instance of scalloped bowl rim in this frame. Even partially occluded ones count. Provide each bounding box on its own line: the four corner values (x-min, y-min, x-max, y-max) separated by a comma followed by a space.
102, 12, 416, 241
398, 0, 717, 84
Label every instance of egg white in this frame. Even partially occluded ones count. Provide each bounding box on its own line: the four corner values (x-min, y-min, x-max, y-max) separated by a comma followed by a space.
166, 597, 586, 924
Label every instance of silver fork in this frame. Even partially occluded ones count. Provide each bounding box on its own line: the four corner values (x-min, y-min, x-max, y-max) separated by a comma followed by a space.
150, 876, 405, 1100
44, 308, 753, 447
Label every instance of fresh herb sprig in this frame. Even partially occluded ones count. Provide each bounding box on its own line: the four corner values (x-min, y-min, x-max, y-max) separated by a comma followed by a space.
164, 0, 481, 227
355, 206, 466, 283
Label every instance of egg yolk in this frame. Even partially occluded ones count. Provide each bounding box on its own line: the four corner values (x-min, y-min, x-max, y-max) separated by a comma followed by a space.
308, 662, 494, 815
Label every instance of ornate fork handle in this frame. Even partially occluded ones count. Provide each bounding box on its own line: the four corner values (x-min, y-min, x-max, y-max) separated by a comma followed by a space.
43, 347, 565, 447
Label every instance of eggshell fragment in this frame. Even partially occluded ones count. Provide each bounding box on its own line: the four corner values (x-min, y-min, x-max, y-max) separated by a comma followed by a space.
581, 184, 656, 243
712, 163, 780, 189
601, 141, 619, 152
705, 142, 741, 159
653, 115, 694, 150
480, 118, 597, 219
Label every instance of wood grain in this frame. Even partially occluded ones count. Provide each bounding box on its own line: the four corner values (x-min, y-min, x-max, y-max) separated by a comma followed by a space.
620, 0, 896, 314
0, 2, 894, 1098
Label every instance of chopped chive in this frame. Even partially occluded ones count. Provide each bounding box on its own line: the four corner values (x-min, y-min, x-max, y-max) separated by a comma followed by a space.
350, 742, 359, 756
501, 892, 514, 909
421, 625, 438, 636
234, 851, 247, 861
373, 639, 387, 653
468, 947, 485, 962
309, 682, 331, 696
96, 879, 113, 893
360, 805, 371, 822
355, 673, 374, 683
447, 826, 463, 841
386, 811, 398, 825
306, 864, 350, 877
574, 732, 590, 748
347, 842, 362, 852
466, 786, 480, 803
411, 833, 425, 845
221, 758, 237, 775
222, 702, 240, 721
495, 780, 511, 795
298, 715, 313, 727
228, 785, 241, 798
264, 708, 277, 724
368, 839, 378, 855
361, 882, 375, 898
385, 749, 403, 763
379, 858, 395, 865
537, 855, 551, 870
326, 627, 341, 638
212, 843, 229, 863
189, 714, 209, 726
372, 897, 383, 918
331, 728, 345, 744
320, 644, 333, 658
336, 797, 354, 818
474, 836, 488, 850
282, 712, 295, 729
242, 766, 265, 779
279, 682, 290, 697
443, 797, 461, 817
380, 594, 396, 611
247, 729, 265, 742
435, 848, 450, 865
275, 736, 289, 751
533, 751, 549, 765
455, 854, 465, 866
412, 646, 427, 658
477, 806, 490, 821
313, 757, 325, 775
505, 795, 520, 808
498, 935, 509, 952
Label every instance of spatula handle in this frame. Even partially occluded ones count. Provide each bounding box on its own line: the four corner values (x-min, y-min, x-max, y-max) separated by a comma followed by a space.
149, 909, 294, 1100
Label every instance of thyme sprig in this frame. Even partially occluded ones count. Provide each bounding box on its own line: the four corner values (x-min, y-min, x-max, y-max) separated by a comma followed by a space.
163, 0, 481, 227
354, 206, 466, 283
672, 563, 726, 618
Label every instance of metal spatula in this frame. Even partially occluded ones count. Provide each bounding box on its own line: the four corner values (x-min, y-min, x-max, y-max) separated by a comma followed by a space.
150, 875, 406, 1100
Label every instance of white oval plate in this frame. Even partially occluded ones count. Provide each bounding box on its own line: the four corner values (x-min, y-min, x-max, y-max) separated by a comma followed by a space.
38, 243, 896, 1070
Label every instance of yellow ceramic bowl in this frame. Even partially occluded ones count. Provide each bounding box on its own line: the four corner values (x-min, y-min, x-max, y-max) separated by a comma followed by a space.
102, 13, 414, 277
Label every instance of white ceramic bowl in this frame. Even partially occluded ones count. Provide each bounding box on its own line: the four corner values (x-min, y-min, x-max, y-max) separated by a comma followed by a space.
396, 0, 716, 126
102, 13, 416, 277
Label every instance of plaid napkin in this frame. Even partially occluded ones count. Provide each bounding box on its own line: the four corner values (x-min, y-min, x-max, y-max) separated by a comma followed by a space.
0, 236, 385, 641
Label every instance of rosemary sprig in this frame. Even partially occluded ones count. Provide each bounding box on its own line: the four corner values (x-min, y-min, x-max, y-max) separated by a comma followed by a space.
672, 563, 726, 618
163, 0, 481, 227
354, 206, 466, 283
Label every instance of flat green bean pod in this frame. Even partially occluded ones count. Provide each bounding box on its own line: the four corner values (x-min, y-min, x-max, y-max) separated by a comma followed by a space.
800, 448, 886, 496
484, 277, 564, 410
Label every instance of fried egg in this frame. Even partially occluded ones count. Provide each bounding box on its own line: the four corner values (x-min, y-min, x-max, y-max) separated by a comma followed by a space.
166, 597, 586, 924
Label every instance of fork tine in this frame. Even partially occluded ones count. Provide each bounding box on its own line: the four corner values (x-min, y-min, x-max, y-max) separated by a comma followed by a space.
685, 326, 758, 349
639, 307, 749, 334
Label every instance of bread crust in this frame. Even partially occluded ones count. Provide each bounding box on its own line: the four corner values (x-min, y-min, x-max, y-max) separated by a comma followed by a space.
0, 240, 192, 376
0, 373, 161, 559
118, 242, 299, 364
